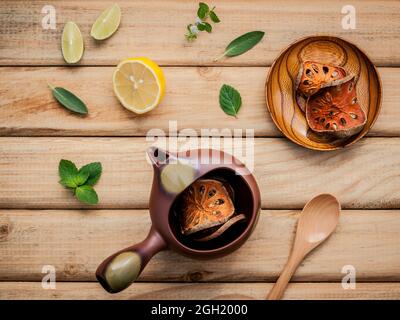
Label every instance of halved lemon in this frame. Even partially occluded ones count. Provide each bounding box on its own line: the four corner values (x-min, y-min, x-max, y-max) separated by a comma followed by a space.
91, 4, 121, 40
62, 22, 84, 64
112, 57, 166, 114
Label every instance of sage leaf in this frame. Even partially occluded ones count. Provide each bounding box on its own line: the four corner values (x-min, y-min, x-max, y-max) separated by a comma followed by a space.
219, 84, 242, 118
78, 162, 102, 186
214, 31, 265, 61
209, 11, 220, 23
49, 85, 88, 114
75, 185, 99, 205
197, 2, 209, 20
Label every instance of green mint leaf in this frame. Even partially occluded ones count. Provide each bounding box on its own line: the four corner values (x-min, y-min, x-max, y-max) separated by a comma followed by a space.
75, 185, 99, 205
49, 85, 88, 115
197, 2, 209, 20
58, 159, 90, 188
79, 162, 102, 186
59, 159, 78, 187
219, 84, 242, 118
73, 170, 90, 186
59, 159, 78, 177
209, 11, 220, 23
60, 171, 89, 188
214, 31, 265, 61
59, 177, 77, 188
203, 22, 212, 33
197, 23, 206, 31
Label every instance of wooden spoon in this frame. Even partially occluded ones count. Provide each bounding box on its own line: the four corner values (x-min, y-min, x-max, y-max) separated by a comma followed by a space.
267, 194, 340, 300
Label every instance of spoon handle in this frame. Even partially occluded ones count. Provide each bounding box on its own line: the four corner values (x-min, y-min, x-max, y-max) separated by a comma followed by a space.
267, 253, 303, 300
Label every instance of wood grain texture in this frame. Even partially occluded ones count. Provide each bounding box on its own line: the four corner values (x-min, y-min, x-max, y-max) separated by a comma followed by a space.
0, 67, 397, 137
0, 1, 399, 66
1, 282, 400, 300
1, 210, 400, 282
266, 36, 381, 150
1, 0, 400, 300
0, 137, 399, 209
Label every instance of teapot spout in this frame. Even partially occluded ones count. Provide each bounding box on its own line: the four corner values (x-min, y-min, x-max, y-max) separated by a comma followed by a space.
147, 147, 169, 168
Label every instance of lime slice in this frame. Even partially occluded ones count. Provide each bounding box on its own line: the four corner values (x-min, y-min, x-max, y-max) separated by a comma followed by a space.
62, 22, 84, 64
91, 4, 121, 40
160, 162, 196, 194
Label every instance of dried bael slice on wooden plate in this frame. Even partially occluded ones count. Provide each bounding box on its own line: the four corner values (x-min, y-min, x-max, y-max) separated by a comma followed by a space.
306, 78, 367, 138
295, 61, 352, 112
179, 179, 246, 241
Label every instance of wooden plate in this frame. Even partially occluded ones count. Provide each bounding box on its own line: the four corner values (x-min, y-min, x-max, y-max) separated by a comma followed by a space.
266, 36, 382, 151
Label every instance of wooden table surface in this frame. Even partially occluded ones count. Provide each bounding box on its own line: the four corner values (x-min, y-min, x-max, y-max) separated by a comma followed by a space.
0, 0, 400, 300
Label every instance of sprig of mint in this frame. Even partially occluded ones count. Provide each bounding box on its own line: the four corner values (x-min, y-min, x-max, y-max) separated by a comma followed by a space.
59, 159, 102, 205
186, 2, 220, 41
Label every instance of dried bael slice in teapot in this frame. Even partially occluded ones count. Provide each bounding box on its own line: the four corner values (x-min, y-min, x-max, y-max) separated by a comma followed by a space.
192, 213, 246, 242
295, 61, 351, 98
179, 179, 235, 235
306, 78, 367, 138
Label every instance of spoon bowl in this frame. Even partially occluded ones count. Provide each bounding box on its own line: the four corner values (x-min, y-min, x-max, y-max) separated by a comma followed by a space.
295, 194, 340, 251
267, 194, 340, 300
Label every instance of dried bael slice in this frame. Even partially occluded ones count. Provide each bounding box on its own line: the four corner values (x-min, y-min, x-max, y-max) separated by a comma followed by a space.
179, 179, 235, 235
306, 78, 366, 138
295, 61, 350, 97
193, 214, 246, 242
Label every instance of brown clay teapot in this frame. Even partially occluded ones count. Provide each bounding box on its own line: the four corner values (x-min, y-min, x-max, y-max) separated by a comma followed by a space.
96, 147, 261, 293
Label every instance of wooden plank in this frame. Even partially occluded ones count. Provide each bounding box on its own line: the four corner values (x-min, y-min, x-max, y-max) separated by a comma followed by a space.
0, 137, 399, 209
1, 210, 400, 282
0, 67, 397, 137
0, 1, 399, 66
1, 282, 399, 300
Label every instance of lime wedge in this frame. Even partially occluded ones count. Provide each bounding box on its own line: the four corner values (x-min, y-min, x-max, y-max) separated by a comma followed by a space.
91, 4, 121, 40
61, 22, 84, 64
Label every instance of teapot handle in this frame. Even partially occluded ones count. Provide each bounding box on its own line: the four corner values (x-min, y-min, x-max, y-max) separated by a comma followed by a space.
95, 227, 167, 293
